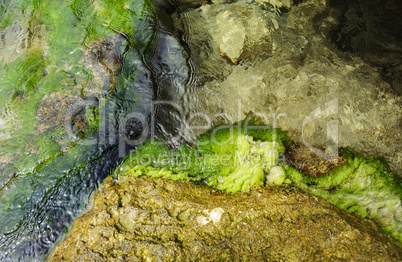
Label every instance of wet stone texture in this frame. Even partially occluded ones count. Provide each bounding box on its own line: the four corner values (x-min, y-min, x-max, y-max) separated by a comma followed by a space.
49, 176, 402, 261
285, 142, 347, 177
170, 0, 402, 176
36, 92, 83, 134
81, 35, 126, 96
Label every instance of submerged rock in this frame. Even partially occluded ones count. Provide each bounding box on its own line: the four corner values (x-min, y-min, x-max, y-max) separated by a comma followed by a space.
286, 142, 347, 177
82, 35, 126, 97
49, 176, 402, 261
35, 92, 83, 134
210, 3, 272, 64
171, 0, 402, 176
255, 0, 294, 10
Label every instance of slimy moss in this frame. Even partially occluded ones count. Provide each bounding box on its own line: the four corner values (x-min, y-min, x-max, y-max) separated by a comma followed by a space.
285, 152, 402, 242
117, 125, 286, 193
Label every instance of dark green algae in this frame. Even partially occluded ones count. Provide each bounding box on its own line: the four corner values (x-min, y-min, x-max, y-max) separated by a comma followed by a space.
116, 122, 402, 242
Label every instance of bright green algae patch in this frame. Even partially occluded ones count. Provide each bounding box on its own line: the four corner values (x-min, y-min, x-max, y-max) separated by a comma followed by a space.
116, 126, 288, 193
285, 152, 402, 242
116, 125, 402, 242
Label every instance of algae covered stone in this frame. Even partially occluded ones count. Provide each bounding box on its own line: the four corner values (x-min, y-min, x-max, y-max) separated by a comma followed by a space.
284, 151, 402, 242
0, 0, 156, 181
0, 0, 156, 259
116, 124, 289, 193
116, 121, 402, 243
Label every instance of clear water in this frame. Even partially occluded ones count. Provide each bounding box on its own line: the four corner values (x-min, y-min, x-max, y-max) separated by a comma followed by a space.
1, 0, 401, 260
0, 0, 192, 260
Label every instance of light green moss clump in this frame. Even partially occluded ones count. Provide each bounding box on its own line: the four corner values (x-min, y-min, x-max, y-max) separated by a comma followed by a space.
285, 150, 402, 242
116, 125, 289, 193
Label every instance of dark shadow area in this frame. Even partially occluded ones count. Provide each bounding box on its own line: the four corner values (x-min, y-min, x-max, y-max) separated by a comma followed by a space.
329, 0, 402, 95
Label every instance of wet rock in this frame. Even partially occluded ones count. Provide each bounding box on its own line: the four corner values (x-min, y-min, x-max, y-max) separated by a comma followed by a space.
36, 92, 82, 134
203, 3, 273, 64
171, 0, 402, 175
172, 8, 231, 83
35, 35, 126, 135
172, 1, 275, 81
49, 176, 402, 261
214, 10, 246, 64
169, 0, 210, 10
81, 35, 126, 97
255, 0, 294, 9
329, 0, 402, 96
285, 142, 347, 177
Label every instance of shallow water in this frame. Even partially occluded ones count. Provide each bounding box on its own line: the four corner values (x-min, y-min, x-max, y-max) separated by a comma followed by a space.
0, 0, 189, 260
1, 0, 401, 260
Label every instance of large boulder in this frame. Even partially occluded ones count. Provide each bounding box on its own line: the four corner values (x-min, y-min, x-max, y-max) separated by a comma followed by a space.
48, 176, 402, 261
171, 0, 402, 175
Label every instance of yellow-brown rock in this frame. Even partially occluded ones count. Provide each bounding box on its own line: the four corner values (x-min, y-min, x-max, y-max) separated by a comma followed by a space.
49, 176, 402, 261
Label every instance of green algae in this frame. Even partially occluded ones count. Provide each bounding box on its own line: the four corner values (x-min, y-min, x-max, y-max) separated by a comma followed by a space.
0, 1, 155, 225
0, 51, 46, 103
117, 124, 287, 193
0, 0, 155, 174
0, 0, 154, 118
284, 151, 402, 242
116, 122, 401, 242
0, 1, 157, 259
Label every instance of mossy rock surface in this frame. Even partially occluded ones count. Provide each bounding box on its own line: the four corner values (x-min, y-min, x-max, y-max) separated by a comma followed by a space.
48, 176, 402, 261
115, 123, 402, 242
